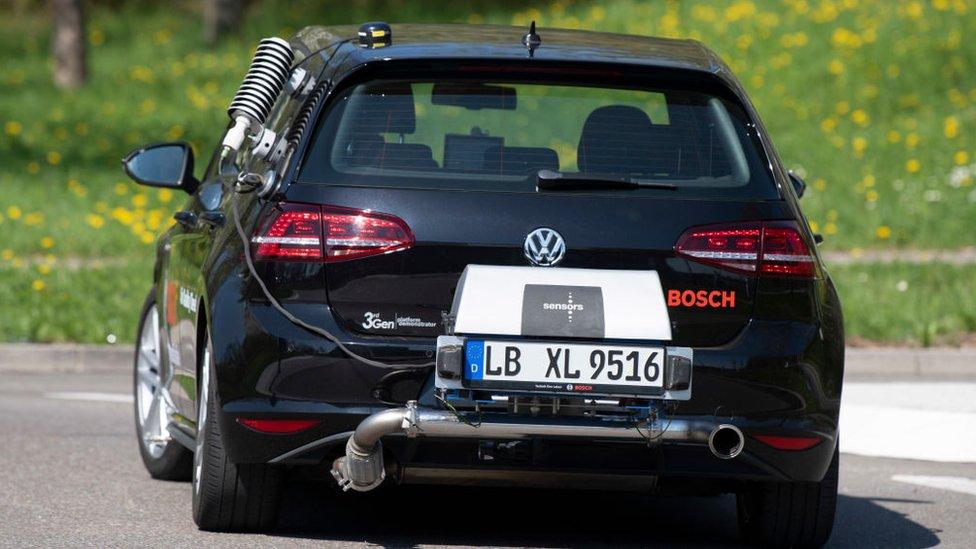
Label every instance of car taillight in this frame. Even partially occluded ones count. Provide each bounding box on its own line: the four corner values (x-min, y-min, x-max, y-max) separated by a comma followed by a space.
675, 221, 814, 278
252, 203, 324, 260
251, 203, 413, 262
321, 205, 413, 261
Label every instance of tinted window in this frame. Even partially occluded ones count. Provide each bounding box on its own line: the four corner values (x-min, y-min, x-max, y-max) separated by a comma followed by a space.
301, 79, 776, 197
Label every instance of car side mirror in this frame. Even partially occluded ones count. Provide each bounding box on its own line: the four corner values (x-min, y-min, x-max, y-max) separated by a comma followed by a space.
788, 170, 806, 199
123, 142, 199, 194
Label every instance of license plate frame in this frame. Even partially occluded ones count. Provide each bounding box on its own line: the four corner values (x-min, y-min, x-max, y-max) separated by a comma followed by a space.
462, 339, 667, 397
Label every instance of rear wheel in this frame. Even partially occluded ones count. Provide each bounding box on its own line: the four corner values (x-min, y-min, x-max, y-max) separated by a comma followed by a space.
736, 446, 839, 548
133, 292, 192, 480
192, 335, 283, 532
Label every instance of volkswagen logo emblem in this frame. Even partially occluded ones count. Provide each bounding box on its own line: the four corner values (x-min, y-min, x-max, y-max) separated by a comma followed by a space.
524, 228, 566, 267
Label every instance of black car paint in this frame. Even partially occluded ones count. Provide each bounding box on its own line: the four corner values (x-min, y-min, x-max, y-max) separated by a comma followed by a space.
148, 24, 842, 487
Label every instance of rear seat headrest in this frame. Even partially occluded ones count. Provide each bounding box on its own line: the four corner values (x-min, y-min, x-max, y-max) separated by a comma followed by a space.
483, 145, 559, 175
352, 82, 417, 135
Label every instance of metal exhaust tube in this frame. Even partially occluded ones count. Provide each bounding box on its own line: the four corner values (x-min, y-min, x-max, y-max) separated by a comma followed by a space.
332, 400, 717, 492
708, 424, 744, 459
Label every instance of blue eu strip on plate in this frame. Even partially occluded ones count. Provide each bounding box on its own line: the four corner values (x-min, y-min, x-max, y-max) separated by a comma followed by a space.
464, 340, 485, 380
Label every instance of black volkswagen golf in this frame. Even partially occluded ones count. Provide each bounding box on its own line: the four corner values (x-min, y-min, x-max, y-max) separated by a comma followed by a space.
124, 23, 843, 547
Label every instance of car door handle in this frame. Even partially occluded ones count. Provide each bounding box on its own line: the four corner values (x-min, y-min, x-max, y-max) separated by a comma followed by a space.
173, 210, 197, 228
200, 211, 225, 228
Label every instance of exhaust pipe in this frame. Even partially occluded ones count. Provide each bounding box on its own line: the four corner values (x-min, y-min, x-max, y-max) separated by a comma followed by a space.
331, 400, 716, 492
708, 424, 744, 459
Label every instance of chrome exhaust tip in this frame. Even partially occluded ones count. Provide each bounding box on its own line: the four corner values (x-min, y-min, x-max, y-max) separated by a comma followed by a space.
708, 424, 744, 460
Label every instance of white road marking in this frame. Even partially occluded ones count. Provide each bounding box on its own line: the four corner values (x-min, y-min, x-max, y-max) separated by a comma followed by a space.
841, 382, 976, 463
892, 475, 976, 496
44, 391, 133, 404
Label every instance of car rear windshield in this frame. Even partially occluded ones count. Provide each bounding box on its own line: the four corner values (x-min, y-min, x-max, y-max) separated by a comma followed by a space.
300, 77, 777, 198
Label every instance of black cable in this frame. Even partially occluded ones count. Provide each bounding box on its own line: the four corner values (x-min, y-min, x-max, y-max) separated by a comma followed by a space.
231, 199, 434, 370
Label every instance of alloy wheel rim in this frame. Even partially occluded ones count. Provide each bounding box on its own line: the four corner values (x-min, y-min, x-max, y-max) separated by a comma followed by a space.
135, 304, 168, 459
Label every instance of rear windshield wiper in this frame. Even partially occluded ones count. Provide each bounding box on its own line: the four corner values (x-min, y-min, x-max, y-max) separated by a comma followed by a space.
536, 170, 678, 191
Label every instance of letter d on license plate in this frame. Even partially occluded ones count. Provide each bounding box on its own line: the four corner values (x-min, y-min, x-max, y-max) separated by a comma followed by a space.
464, 340, 665, 396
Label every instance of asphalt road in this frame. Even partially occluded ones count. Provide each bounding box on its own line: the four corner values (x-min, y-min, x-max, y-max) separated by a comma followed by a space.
1, 371, 974, 548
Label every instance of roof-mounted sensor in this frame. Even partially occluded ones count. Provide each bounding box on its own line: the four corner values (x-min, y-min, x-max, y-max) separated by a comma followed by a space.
358, 22, 392, 48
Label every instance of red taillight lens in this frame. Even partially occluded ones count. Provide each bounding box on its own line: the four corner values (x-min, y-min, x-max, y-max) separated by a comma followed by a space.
237, 418, 321, 434
321, 205, 413, 262
251, 203, 413, 262
252, 203, 324, 260
760, 222, 815, 278
674, 223, 762, 274
753, 434, 823, 451
675, 221, 815, 278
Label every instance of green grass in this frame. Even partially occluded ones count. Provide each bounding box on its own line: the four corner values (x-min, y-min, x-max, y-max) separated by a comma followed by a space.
0, 0, 974, 343
0, 262, 149, 343
831, 262, 976, 346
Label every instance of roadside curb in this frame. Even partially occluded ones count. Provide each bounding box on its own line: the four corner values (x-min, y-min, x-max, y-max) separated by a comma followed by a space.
0, 343, 973, 379
844, 347, 976, 380
0, 343, 131, 374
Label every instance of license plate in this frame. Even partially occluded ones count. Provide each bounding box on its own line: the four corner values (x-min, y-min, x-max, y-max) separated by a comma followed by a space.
463, 340, 666, 396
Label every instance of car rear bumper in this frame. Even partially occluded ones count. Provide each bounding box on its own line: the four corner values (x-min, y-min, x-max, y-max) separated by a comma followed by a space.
213, 303, 843, 485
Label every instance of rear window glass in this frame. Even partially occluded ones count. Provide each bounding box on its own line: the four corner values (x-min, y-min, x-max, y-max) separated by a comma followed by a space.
300, 78, 776, 198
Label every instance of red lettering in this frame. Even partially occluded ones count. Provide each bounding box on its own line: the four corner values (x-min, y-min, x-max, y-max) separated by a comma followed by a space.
696, 290, 708, 307
667, 289, 737, 308
667, 289, 681, 306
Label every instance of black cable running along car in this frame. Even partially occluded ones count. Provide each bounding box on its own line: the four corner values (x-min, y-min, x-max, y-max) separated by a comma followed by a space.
124, 22, 843, 547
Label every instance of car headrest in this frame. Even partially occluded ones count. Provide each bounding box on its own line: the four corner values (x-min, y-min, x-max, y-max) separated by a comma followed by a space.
577, 105, 654, 174
351, 82, 416, 135
483, 146, 559, 175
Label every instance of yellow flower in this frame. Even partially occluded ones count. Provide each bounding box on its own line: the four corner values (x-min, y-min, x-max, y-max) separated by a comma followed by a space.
1, 249, 13, 260
40, 236, 54, 249
24, 213, 43, 225
906, 159, 921, 173
886, 130, 902, 143
132, 194, 148, 208
26, 161, 39, 174
876, 226, 891, 239
37, 264, 51, 275
7, 206, 22, 220
814, 178, 826, 191
944, 116, 959, 139
820, 118, 838, 133
809, 220, 819, 232
824, 222, 837, 235
834, 101, 850, 115
905, 133, 920, 149
828, 59, 844, 75
31, 279, 46, 292
46, 151, 62, 165
158, 189, 173, 203
955, 151, 969, 165
114, 182, 129, 195
852, 137, 867, 157
850, 110, 870, 127
866, 189, 879, 202
140, 232, 155, 245
86, 214, 105, 229
5, 120, 22, 136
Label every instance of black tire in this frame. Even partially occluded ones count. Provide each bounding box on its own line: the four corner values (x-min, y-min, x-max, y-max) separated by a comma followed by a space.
192, 335, 283, 532
736, 446, 839, 548
133, 290, 193, 481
